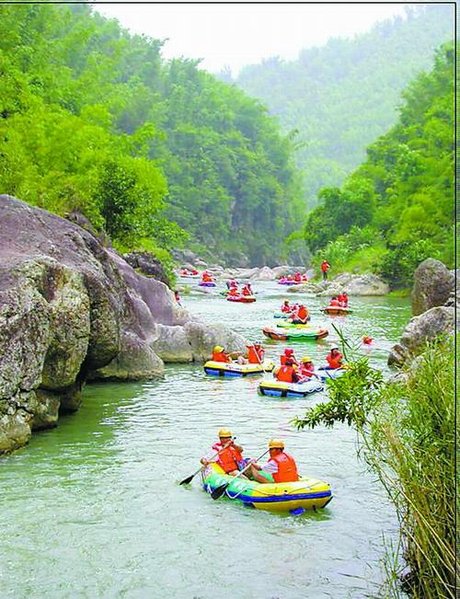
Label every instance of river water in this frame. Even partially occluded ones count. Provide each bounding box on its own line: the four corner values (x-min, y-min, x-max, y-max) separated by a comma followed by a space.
1, 282, 411, 599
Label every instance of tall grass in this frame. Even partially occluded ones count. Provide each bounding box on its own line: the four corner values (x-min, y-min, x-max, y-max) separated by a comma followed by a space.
293, 336, 455, 597
366, 338, 455, 597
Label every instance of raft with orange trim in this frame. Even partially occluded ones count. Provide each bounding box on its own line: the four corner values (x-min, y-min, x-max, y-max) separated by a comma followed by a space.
320, 306, 353, 315
226, 295, 256, 303
201, 463, 332, 514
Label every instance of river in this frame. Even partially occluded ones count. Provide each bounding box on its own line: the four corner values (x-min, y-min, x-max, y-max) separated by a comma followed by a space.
0, 282, 411, 599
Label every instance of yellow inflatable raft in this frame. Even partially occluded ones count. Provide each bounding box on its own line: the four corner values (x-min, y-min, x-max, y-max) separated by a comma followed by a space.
203, 360, 275, 377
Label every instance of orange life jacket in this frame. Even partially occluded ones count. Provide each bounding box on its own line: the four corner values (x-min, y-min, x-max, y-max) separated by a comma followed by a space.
297, 306, 308, 321
272, 452, 299, 483
299, 363, 315, 377
326, 352, 343, 369
212, 442, 243, 473
276, 365, 295, 382
242, 286, 251, 296
329, 299, 340, 307
280, 354, 296, 366
247, 346, 264, 364
212, 351, 231, 363
321, 262, 330, 272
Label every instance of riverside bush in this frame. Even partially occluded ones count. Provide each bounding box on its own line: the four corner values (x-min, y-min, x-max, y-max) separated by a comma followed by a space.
293, 337, 455, 598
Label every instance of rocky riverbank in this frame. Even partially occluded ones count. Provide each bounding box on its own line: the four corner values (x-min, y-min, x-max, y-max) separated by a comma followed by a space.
0, 196, 245, 454
388, 259, 456, 366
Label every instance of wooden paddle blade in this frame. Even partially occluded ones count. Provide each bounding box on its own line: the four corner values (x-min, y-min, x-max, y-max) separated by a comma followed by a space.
210, 483, 228, 500
179, 474, 194, 485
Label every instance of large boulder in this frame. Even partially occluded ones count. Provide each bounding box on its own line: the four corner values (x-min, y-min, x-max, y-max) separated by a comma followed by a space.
411, 259, 455, 316
0, 196, 244, 453
388, 306, 455, 366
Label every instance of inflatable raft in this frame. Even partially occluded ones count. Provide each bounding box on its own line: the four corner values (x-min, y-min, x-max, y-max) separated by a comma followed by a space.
262, 326, 328, 341
258, 379, 324, 397
314, 368, 345, 381
203, 360, 275, 377
227, 295, 256, 303
320, 306, 353, 315
276, 321, 312, 328
201, 463, 332, 514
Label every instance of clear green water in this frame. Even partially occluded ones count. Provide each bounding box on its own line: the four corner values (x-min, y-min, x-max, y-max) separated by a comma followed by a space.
1, 282, 411, 598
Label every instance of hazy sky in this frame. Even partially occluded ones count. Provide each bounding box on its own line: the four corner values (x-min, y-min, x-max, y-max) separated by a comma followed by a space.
93, 2, 417, 76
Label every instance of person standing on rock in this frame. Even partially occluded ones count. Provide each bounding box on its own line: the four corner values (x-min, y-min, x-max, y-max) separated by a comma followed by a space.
321, 260, 331, 281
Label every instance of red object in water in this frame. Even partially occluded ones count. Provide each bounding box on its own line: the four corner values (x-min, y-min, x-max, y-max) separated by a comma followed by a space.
362, 336, 373, 345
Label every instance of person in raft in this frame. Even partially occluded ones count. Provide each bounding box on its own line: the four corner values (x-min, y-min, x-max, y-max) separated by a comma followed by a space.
241, 283, 252, 296
227, 286, 240, 297
200, 428, 246, 476
281, 300, 293, 313
201, 271, 214, 283
273, 358, 302, 383
328, 296, 341, 307
324, 345, 344, 369
212, 345, 232, 363
280, 347, 299, 366
321, 259, 331, 280
289, 303, 310, 324
236, 341, 266, 365
298, 356, 317, 379
337, 291, 349, 307
249, 439, 300, 483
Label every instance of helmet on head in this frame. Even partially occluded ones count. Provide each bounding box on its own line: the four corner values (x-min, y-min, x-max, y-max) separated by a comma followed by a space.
254, 340, 262, 346
213, 345, 224, 353
284, 348, 294, 356
268, 439, 285, 449
301, 356, 312, 363
330, 345, 339, 351
218, 428, 232, 438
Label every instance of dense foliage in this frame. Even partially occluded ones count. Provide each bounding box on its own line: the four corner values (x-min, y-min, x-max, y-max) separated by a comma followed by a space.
235, 5, 453, 211
304, 43, 454, 288
293, 337, 455, 598
0, 3, 303, 266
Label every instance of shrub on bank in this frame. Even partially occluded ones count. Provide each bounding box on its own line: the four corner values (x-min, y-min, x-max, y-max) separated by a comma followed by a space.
293, 337, 455, 598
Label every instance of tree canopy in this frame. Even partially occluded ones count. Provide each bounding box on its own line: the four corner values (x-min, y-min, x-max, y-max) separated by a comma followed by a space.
0, 2, 303, 266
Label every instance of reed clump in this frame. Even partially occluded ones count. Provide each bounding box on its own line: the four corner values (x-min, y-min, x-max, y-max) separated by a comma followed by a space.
294, 336, 455, 598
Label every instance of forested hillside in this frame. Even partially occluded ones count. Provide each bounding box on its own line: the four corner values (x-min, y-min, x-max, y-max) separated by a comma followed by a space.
304, 43, 454, 289
234, 5, 453, 209
0, 3, 303, 267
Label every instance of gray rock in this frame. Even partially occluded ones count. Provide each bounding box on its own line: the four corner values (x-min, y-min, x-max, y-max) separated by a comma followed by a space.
388, 306, 454, 366
0, 195, 244, 454
411, 258, 455, 316
292, 273, 389, 296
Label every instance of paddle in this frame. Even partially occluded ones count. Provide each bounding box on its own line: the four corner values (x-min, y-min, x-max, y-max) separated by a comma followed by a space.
179, 439, 233, 485
210, 448, 270, 500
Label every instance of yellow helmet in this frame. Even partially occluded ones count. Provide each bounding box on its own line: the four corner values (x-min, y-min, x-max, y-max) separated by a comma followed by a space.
213, 345, 224, 352
218, 428, 232, 438
301, 356, 312, 363
268, 438, 285, 449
